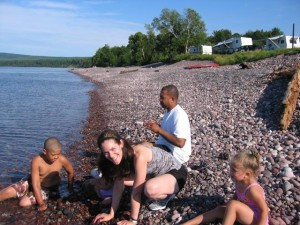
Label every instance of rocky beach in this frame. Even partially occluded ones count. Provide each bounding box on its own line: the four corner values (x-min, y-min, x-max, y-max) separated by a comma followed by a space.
0, 54, 299, 225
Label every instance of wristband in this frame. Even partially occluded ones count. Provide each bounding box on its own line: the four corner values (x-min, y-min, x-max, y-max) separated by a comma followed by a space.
130, 217, 138, 224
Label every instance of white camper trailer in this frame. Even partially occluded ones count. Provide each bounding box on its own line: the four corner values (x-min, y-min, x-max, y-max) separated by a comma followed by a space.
266, 35, 300, 50
188, 45, 212, 55
213, 37, 253, 54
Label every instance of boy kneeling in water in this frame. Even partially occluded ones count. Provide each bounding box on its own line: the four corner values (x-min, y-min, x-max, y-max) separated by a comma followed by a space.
0, 137, 74, 211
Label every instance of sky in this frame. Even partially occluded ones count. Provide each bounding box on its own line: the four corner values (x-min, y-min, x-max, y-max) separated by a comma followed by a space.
0, 0, 299, 57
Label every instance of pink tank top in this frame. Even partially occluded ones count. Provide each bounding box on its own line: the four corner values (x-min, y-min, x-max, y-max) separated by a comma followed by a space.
236, 183, 269, 225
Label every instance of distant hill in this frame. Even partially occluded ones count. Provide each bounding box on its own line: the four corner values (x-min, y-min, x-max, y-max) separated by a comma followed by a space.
0, 52, 75, 60
0, 53, 92, 68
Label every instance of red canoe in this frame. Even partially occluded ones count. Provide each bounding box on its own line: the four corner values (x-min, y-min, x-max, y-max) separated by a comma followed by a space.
184, 63, 219, 69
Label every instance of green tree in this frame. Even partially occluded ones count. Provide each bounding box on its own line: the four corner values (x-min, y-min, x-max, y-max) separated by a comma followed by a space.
145, 25, 158, 63
270, 27, 283, 37
209, 29, 232, 44
182, 8, 207, 53
150, 8, 182, 57
92, 44, 115, 67
232, 32, 241, 37
128, 32, 149, 65
244, 27, 283, 48
111, 46, 131, 66
148, 8, 207, 55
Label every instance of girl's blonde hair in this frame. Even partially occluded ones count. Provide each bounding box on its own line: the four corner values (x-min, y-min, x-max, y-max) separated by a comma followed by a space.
232, 150, 261, 176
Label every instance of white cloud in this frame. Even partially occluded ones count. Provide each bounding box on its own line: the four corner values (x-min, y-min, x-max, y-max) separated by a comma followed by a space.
29, 0, 78, 10
83, 0, 115, 5
0, 2, 144, 56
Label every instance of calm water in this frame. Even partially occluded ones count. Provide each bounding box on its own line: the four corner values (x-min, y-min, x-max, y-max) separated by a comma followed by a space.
0, 67, 93, 185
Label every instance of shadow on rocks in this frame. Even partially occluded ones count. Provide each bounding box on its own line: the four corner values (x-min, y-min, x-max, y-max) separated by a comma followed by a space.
255, 75, 290, 130
178, 194, 225, 224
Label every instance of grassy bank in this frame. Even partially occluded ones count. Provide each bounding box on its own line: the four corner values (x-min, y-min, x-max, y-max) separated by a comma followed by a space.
173, 48, 300, 66
1, 48, 299, 68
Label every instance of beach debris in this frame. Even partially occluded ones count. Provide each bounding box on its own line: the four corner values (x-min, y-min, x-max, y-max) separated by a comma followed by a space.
184, 63, 219, 69
279, 64, 300, 130
135, 121, 144, 126
239, 62, 251, 69
120, 69, 139, 74
142, 62, 164, 68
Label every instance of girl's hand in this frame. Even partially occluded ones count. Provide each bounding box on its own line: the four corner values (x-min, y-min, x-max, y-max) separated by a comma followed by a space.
93, 213, 113, 224
117, 220, 136, 225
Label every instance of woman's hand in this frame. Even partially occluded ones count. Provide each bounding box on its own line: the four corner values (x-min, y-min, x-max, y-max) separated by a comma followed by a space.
92, 213, 113, 224
117, 220, 136, 225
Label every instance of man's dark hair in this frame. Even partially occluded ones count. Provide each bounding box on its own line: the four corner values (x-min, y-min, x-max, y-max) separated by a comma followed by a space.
161, 84, 179, 99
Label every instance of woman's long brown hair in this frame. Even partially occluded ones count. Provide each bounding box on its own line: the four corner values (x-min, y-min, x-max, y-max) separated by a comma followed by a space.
97, 129, 134, 183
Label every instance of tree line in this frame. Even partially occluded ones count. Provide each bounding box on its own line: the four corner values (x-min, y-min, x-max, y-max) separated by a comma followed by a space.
0, 8, 285, 68
92, 8, 283, 67
0, 56, 92, 68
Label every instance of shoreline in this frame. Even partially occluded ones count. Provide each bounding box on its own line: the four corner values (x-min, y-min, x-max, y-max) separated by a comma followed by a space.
0, 55, 299, 224
70, 56, 300, 224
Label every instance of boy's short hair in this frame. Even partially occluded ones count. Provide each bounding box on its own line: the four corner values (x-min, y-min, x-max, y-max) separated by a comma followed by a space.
44, 137, 62, 151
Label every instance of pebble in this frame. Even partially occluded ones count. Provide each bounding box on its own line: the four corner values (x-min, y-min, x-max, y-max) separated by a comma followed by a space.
171, 213, 181, 221
283, 181, 294, 193
1, 54, 299, 224
282, 167, 295, 179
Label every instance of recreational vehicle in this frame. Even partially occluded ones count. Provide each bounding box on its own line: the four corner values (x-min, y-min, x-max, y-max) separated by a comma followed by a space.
212, 37, 253, 54
188, 45, 212, 55
265, 35, 300, 50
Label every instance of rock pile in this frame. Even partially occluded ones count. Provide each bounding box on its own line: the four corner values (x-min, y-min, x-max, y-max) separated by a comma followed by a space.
0, 54, 299, 224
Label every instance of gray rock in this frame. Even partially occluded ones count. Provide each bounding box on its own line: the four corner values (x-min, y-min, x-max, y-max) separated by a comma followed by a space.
283, 181, 294, 193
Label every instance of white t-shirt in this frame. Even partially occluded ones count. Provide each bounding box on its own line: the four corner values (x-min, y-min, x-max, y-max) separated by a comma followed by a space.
155, 105, 191, 164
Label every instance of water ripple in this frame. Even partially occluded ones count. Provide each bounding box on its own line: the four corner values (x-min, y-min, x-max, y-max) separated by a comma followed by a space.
0, 67, 93, 185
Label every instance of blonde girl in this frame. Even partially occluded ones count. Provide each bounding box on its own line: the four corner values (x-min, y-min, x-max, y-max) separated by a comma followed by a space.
183, 150, 269, 225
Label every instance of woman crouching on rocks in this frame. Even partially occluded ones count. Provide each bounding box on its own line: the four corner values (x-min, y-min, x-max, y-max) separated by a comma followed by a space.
92, 129, 187, 225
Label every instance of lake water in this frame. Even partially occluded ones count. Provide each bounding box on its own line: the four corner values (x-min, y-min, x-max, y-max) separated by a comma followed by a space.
0, 67, 93, 185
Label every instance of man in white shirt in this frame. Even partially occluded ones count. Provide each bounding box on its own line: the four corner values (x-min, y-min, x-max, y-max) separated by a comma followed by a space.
144, 84, 191, 164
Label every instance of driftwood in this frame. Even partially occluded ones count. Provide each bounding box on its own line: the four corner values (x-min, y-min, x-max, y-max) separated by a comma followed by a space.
142, 62, 164, 68
239, 62, 251, 69
271, 67, 296, 77
119, 69, 139, 74
280, 64, 300, 130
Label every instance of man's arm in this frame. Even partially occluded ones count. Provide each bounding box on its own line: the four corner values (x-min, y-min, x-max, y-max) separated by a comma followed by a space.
61, 156, 74, 191
145, 120, 186, 148
31, 157, 47, 211
157, 127, 186, 148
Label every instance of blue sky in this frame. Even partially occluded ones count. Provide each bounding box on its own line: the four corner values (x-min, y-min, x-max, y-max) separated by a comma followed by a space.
0, 0, 299, 57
